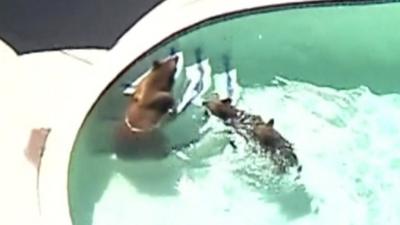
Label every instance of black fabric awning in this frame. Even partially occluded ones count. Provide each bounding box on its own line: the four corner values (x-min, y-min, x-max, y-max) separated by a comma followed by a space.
0, 0, 164, 55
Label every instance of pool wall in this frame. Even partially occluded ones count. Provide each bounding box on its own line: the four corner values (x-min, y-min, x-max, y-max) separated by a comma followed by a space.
38, 0, 400, 225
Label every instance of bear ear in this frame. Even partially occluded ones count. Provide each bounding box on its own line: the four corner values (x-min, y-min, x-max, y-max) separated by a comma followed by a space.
266, 118, 274, 127
220, 98, 232, 105
153, 60, 162, 68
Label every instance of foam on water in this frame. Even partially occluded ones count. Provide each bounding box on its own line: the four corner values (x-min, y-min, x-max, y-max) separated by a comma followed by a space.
94, 77, 400, 225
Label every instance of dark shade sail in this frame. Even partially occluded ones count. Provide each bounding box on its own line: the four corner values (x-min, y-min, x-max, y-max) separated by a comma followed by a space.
0, 0, 164, 55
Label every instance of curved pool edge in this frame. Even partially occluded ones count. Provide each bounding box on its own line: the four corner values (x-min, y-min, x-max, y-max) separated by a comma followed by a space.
37, 0, 396, 224
39, 1, 312, 224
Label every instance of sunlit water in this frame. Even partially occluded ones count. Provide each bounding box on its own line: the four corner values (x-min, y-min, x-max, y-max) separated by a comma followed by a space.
93, 77, 400, 225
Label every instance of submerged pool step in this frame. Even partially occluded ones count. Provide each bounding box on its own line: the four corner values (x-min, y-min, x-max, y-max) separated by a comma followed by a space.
177, 57, 212, 112
213, 69, 241, 106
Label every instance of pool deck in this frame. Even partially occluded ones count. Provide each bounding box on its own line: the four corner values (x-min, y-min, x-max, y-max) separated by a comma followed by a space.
0, 0, 315, 224
0, 41, 108, 225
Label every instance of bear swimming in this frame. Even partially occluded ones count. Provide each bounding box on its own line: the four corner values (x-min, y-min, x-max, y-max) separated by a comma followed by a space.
202, 95, 301, 174
250, 117, 300, 173
115, 56, 179, 159
202, 93, 243, 121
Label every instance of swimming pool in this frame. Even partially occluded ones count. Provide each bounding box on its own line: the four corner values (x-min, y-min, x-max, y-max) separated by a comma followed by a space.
66, 1, 400, 225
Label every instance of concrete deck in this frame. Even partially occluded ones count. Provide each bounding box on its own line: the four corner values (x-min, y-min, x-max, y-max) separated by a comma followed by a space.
0, 39, 108, 225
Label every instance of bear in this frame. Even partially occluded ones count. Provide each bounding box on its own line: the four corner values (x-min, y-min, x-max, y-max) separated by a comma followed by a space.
201, 95, 289, 150
202, 93, 244, 122
125, 55, 179, 132
251, 118, 291, 150
115, 55, 179, 159
202, 95, 301, 174
250, 118, 300, 173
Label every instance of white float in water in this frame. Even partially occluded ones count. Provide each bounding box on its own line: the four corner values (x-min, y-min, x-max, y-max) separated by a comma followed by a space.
213, 69, 241, 105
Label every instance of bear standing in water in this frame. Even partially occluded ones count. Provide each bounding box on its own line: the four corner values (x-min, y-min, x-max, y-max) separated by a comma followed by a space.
126, 56, 178, 132
115, 56, 179, 159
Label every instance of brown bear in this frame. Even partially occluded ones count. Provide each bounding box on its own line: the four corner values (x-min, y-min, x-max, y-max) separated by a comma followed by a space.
251, 118, 292, 152
125, 56, 179, 132
202, 94, 244, 122
250, 118, 300, 173
202, 96, 300, 174
115, 56, 179, 159
201, 95, 288, 150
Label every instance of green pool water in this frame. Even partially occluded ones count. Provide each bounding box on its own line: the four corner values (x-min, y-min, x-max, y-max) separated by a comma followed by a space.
68, 2, 400, 225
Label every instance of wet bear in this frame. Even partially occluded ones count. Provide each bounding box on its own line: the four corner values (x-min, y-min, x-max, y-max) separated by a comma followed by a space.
116, 56, 179, 159
202, 94, 242, 121
250, 117, 300, 173
125, 56, 179, 132
202, 96, 301, 174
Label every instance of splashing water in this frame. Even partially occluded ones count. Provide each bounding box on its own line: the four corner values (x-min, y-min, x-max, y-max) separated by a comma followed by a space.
94, 77, 400, 225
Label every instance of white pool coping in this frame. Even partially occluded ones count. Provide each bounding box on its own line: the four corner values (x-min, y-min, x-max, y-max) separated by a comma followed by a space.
0, 39, 108, 225
0, 40, 105, 225
2, 0, 323, 225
